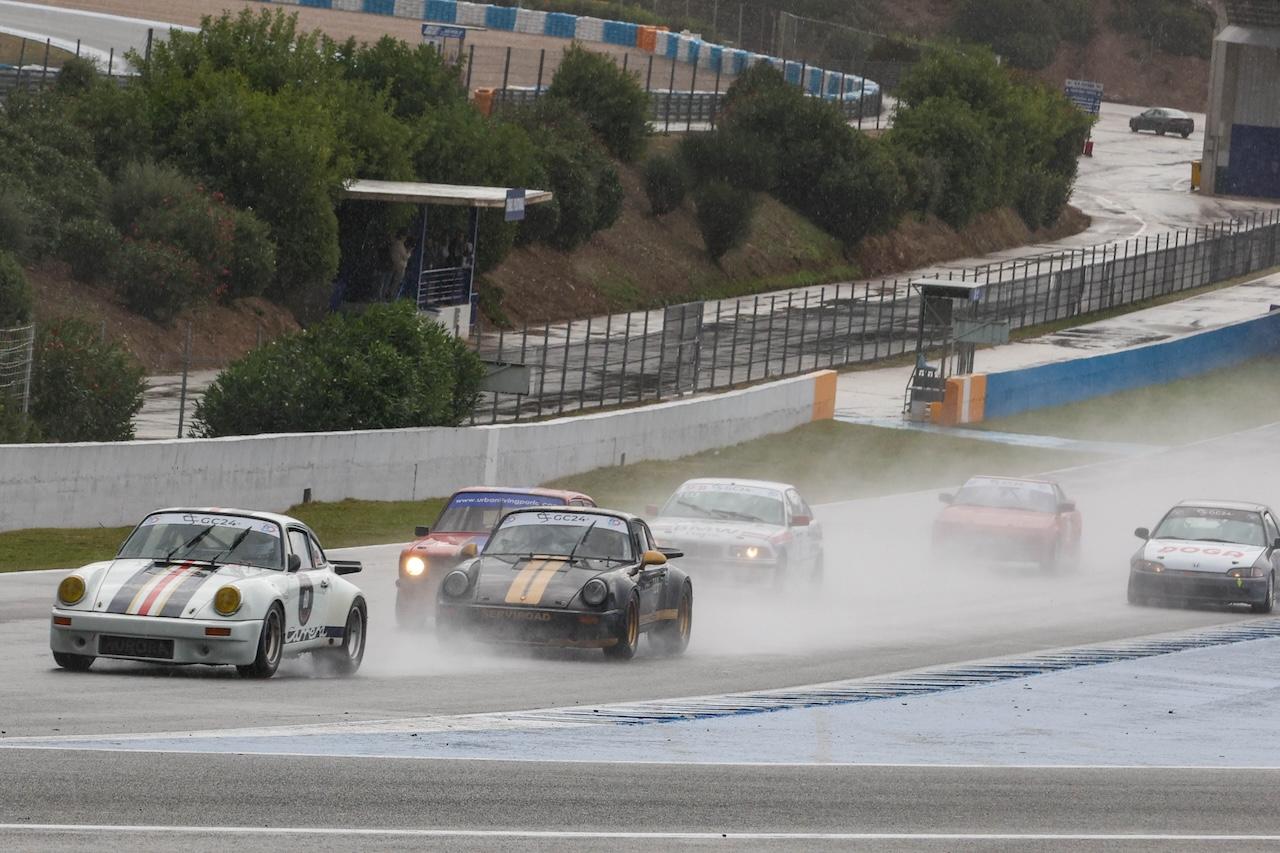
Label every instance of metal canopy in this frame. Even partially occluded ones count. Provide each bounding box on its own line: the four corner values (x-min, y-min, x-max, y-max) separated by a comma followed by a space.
341, 179, 553, 209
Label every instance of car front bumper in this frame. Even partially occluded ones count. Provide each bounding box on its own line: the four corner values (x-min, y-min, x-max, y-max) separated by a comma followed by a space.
50, 609, 263, 665
934, 529, 1056, 562
1129, 571, 1268, 606
437, 603, 624, 648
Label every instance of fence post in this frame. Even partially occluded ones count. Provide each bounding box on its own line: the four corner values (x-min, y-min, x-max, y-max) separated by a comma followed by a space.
176, 321, 192, 439
598, 314, 612, 407
781, 293, 794, 375
655, 311, 668, 401
710, 300, 723, 389
686, 61, 698, 133
536, 322, 550, 418
711, 64, 722, 128
145, 28, 153, 65
557, 320, 572, 415
492, 328, 505, 424
107, 47, 114, 77
536, 48, 545, 92
501, 46, 512, 96
16, 38, 26, 74
516, 324, 529, 421
640, 310, 652, 400
465, 44, 475, 90
753, 296, 766, 381
617, 312, 632, 406
40, 39, 51, 86
20, 326, 34, 415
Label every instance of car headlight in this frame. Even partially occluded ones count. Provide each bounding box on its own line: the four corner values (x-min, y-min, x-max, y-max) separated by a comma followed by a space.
57, 575, 86, 606
442, 570, 471, 598
581, 578, 609, 607
1132, 560, 1164, 573
404, 555, 427, 577
213, 586, 242, 616
1229, 566, 1266, 579
731, 545, 767, 560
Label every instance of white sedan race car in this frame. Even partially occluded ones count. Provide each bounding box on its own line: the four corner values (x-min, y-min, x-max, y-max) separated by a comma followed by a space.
648, 479, 824, 585
50, 508, 367, 678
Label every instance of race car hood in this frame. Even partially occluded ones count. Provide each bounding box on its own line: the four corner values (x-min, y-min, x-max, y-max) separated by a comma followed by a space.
649, 518, 781, 546
936, 505, 1057, 532
87, 558, 270, 618
1141, 539, 1266, 573
469, 556, 605, 609
409, 532, 489, 558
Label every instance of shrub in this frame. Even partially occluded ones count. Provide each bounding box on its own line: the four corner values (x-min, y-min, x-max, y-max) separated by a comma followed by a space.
227, 210, 277, 300
891, 95, 1001, 230
116, 239, 209, 324
643, 154, 689, 216
594, 166, 625, 231
0, 190, 35, 259
53, 56, 100, 95
0, 394, 41, 443
60, 218, 122, 284
192, 301, 484, 436
0, 251, 32, 327
694, 180, 755, 262
547, 43, 649, 162
106, 161, 196, 235
29, 318, 146, 442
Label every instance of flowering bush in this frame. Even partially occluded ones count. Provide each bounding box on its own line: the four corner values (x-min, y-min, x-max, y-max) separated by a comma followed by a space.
117, 239, 209, 324
29, 317, 145, 442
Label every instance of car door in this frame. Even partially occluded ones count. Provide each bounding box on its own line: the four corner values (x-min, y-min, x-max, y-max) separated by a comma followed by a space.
797, 492, 823, 566
785, 489, 814, 569
632, 521, 666, 625
284, 527, 328, 649
1055, 484, 1082, 551
1264, 513, 1280, 576
306, 531, 340, 637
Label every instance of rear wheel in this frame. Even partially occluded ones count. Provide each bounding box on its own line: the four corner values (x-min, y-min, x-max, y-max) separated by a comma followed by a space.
53, 652, 94, 671
237, 603, 284, 679
1252, 573, 1275, 614
1180, 131, 1191, 139
650, 583, 692, 656
604, 594, 640, 660
1157, 128, 1166, 136
322, 599, 367, 676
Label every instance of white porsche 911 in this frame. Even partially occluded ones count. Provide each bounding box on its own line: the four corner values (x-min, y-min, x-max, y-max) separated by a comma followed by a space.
50, 508, 367, 678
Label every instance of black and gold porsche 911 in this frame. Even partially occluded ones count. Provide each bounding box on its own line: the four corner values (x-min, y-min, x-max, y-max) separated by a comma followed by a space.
435, 507, 692, 659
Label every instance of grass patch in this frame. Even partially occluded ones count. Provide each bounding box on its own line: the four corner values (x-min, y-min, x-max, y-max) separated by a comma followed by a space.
282, 497, 448, 549
0, 34, 77, 68
545, 420, 1097, 512
978, 355, 1280, 445
0, 526, 132, 573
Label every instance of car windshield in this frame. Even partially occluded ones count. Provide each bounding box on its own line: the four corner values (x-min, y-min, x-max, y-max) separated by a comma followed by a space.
485, 511, 633, 563
433, 492, 567, 534
117, 511, 285, 570
659, 484, 785, 525
1153, 506, 1266, 547
953, 478, 1060, 514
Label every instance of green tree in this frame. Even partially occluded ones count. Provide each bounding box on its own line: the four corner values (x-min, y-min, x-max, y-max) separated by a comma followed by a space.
0, 251, 32, 327
547, 43, 649, 162
29, 318, 146, 442
643, 153, 689, 216
695, 180, 756, 261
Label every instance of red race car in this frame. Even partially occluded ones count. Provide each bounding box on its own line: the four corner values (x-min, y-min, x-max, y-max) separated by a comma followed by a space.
396, 487, 595, 628
932, 476, 1081, 571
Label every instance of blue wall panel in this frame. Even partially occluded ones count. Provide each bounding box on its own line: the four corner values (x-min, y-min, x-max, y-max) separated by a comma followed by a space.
299, 0, 332, 8
544, 13, 576, 38
363, 0, 396, 14
424, 0, 456, 22
485, 5, 517, 30
983, 312, 1280, 419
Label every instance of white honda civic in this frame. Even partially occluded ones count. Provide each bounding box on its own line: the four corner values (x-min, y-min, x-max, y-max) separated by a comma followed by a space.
49, 508, 367, 678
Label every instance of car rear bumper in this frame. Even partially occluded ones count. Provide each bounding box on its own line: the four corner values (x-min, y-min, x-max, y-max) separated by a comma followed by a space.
50, 608, 262, 665
1130, 571, 1267, 605
437, 603, 623, 648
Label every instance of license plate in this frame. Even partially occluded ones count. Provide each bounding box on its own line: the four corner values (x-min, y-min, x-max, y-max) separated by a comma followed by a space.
99, 635, 174, 660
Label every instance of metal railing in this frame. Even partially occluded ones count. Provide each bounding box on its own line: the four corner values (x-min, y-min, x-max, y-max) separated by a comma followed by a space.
417, 267, 471, 309
468, 210, 1280, 423
0, 325, 35, 414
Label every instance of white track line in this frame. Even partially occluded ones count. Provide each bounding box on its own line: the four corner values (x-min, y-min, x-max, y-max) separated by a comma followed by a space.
4, 825, 1280, 842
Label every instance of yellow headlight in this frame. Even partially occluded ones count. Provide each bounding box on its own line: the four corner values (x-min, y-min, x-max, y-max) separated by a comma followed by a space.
213, 586, 242, 616
57, 575, 86, 606
404, 556, 427, 577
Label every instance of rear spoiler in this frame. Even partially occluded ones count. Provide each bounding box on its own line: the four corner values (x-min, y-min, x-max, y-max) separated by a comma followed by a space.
331, 560, 362, 576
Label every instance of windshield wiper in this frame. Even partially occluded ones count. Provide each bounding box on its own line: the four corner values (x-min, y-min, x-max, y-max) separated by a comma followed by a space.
165, 526, 215, 563
675, 499, 712, 517
711, 508, 766, 523
566, 521, 599, 565
209, 528, 253, 565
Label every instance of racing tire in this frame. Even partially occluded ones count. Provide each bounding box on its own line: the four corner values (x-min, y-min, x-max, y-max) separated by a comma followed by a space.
1252, 573, 1275, 614
604, 594, 640, 661
237, 603, 284, 679
53, 652, 94, 671
650, 583, 693, 656
1126, 576, 1144, 606
1180, 131, 1191, 139
1157, 128, 1166, 136
322, 599, 367, 676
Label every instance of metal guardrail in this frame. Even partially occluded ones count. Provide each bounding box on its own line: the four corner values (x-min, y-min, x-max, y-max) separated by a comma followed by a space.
0, 325, 35, 414
417, 267, 471, 310
469, 210, 1280, 423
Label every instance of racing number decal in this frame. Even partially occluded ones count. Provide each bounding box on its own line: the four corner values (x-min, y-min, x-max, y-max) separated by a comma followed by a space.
297, 574, 314, 626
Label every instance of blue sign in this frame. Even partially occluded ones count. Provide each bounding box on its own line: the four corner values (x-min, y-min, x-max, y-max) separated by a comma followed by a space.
1064, 79, 1104, 115
505, 188, 526, 222
421, 24, 467, 41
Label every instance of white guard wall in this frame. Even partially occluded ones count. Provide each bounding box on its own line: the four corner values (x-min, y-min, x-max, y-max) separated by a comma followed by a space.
0, 372, 829, 532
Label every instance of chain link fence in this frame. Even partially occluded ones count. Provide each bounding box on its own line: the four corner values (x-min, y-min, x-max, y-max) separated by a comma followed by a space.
0, 325, 35, 414
469, 210, 1280, 423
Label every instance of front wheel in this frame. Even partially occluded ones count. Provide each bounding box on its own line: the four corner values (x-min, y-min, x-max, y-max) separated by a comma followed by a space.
1180, 131, 1191, 139
604, 594, 640, 660
53, 652, 94, 671
237, 603, 284, 679
650, 584, 692, 656
322, 599, 367, 676
1252, 574, 1275, 614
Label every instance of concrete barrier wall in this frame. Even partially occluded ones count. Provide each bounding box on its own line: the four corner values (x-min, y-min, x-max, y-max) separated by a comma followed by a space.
960, 311, 1280, 422
0, 371, 835, 532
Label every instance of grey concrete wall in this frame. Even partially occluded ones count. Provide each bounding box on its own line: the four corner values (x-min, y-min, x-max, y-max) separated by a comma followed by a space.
0, 372, 827, 532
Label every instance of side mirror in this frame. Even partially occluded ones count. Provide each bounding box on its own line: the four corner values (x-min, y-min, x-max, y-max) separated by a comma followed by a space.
1134, 527, 1150, 540
791, 515, 812, 527
642, 550, 668, 567
938, 493, 954, 504
414, 526, 430, 538
645, 504, 659, 516
1272, 538, 1280, 551
460, 542, 479, 559
659, 547, 684, 560
332, 560, 362, 576
1059, 501, 1076, 513
287, 553, 302, 573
